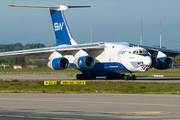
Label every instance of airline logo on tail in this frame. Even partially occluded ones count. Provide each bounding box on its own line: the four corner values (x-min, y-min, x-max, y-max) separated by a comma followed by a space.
54, 22, 64, 31
8, 5, 90, 46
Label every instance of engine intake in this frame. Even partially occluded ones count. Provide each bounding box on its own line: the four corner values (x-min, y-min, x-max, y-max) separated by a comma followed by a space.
48, 57, 69, 70
74, 56, 95, 69
150, 55, 157, 68
154, 57, 172, 69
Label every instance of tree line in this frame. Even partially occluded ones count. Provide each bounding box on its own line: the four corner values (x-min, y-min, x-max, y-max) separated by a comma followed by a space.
0, 43, 48, 67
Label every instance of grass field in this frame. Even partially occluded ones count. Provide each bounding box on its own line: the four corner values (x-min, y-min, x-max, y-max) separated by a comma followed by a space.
0, 80, 179, 94
0, 67, 180, 77
0, 67, 81, 76
0, 67, 180, 94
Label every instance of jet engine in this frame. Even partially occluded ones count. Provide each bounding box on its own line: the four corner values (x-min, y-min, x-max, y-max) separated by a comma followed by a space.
150, 55, 158, 68
73, 56, 95, 69
48, 57, 69, 70
154, 57, 172, 69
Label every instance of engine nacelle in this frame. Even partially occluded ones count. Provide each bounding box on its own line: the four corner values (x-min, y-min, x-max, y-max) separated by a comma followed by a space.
154, 57, 172, 69
150, 55, 158, 68
48, 57, 69, 70
73, 56, 95, 69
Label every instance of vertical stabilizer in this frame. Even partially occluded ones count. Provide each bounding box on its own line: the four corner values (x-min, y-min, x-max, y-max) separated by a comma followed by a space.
8, 5, 90, 46
50, 9, 76, 46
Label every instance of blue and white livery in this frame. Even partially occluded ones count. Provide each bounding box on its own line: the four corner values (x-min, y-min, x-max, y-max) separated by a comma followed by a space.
3, 5, 180, 80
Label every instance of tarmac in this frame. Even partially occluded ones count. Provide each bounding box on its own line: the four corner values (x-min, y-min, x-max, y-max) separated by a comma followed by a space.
0, 74, 180, 83
0, 74, 180, 119
0, 93, 180, 119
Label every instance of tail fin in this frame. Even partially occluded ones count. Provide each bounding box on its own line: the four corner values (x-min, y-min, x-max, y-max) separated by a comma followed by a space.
50, 9, 76, 46
8, 5, 90, 46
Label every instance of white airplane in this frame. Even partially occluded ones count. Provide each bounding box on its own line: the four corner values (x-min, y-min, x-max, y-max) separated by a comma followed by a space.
2, 5, 180, 80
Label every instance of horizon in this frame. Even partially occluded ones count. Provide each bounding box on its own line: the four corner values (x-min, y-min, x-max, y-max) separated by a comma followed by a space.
0, 0, 180, 50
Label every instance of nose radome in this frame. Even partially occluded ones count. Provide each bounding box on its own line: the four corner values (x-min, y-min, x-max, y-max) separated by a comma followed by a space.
144, 56, 152, 65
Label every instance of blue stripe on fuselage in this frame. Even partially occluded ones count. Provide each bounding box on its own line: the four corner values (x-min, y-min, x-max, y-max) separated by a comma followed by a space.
69, 62, 130, 76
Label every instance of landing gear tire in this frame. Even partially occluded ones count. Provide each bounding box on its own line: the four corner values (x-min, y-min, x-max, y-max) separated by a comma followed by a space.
76, 74, 84, 80
124, 74, 136, 80
76, 74, 80, 80
125, 75, 130, 80
106, 73, 125, 80
92, 75, 96, 80
80, 74, 84, 80
106, 75, 111, 80
132, 75, 136, 80
76, 74, 96, 80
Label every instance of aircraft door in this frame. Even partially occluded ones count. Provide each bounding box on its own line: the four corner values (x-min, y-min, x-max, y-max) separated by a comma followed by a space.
117, 56, 121, 62
117, 56, 123, 68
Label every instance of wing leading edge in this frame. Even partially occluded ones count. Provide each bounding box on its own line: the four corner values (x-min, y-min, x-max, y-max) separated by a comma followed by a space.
0, 43, 105, 57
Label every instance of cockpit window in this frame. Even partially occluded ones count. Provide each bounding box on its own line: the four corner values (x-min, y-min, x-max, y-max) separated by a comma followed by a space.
132, 51, 136, 54
143, 49, 148, 54
132, 49, 148, 55
139, 50, 143, 54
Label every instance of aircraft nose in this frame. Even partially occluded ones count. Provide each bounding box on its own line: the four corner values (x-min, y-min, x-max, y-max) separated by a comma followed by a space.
141, 56, 152, 71
144, 56, 152, 65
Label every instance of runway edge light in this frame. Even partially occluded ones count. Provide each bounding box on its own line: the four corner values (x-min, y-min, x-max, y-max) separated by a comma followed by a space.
21, 88, 23, 92
177, 89, 179, 94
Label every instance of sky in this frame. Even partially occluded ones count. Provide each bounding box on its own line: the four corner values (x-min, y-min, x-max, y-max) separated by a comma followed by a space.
0, 0, 180, 50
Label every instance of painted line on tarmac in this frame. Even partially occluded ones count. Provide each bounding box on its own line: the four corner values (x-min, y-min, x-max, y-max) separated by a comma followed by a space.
6, 115, 25, 118
0, 97, 180, 107
0, 114, 82, 120
106, 111, 180, 115
28, 116, 47, 119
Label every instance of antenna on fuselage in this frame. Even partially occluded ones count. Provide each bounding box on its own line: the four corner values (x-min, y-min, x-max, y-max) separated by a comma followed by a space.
140, 16, 143, 45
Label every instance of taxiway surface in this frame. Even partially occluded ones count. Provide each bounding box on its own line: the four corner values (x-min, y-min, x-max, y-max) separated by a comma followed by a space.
0, 75, 180, 119
0, 93, 180, 119
0, 74, 180, 83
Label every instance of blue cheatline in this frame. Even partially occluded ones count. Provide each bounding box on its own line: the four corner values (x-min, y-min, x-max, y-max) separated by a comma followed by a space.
69, 62, 130, 76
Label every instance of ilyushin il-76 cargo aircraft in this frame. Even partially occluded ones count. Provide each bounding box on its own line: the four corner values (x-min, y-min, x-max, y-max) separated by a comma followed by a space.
3, 5, 180, 80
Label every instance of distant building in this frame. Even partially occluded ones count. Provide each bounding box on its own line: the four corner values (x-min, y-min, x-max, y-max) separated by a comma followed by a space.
27, 65, 38, 69
29, 59, 46, 62
13, 65, 22, 69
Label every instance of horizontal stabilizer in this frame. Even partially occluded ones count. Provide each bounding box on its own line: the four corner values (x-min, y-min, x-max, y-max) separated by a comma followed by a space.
8, 5, 90, 11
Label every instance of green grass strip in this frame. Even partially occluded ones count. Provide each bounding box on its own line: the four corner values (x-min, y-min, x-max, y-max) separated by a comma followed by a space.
0, 80, 180, 94
0, 67, 180, 77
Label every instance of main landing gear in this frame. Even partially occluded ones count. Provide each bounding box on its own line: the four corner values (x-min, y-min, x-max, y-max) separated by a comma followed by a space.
124, 74, 136, 80
106, 73, 136, 80
76, 74, 96, 80
76, 73, 136, 80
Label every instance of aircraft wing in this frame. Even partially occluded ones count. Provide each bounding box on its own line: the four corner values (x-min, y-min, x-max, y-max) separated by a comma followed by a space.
0, 43, 105, 57
130, 43, 180, 57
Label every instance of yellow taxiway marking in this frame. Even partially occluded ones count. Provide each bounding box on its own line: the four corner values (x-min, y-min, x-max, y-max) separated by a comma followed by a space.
107, 111, 180, 115
0, 98, 180, 107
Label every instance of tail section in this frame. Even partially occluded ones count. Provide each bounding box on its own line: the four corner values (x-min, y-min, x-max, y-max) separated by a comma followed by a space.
8, 5, 90, 46
50, 9, 76, 46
